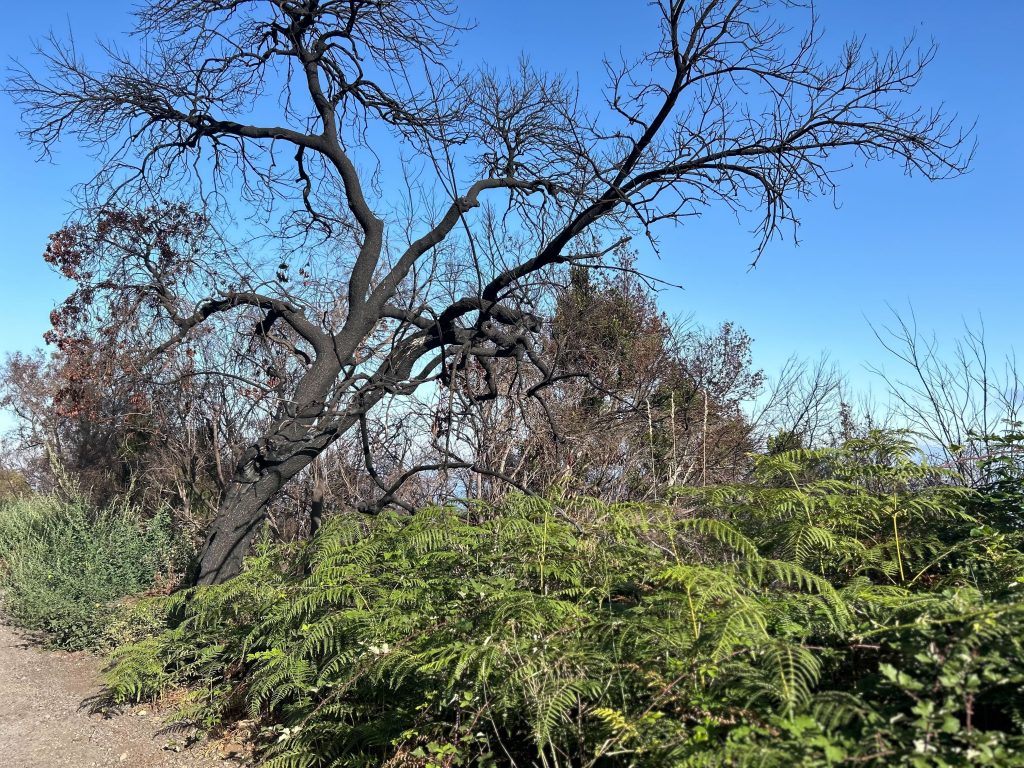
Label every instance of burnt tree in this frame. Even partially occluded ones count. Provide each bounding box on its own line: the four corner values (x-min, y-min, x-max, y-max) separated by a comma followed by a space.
9, 0, 972, 583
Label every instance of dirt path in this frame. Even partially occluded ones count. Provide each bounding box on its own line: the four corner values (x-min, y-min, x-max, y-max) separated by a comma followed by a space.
0, 624, 243, 768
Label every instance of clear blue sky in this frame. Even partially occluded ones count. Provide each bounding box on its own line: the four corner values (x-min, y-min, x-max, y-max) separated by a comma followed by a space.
2, 1, 1021, 395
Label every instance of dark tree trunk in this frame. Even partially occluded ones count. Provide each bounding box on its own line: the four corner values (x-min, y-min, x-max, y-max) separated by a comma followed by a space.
189, 336, 422, 585
189, 360, 346, 585
191, 476, 280, 586
309, 484, 324, 539
191, 431, 333, 585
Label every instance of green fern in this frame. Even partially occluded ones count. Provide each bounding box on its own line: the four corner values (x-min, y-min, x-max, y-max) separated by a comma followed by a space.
104, 431, 1024, 766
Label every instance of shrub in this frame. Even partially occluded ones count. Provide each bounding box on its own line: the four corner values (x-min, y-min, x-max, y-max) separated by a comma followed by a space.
106, 433, 1024, 766
0, 494, 186, 649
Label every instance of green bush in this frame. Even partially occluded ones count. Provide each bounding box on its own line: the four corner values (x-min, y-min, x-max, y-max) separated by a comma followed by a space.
106, 433, 1024, 766
0, 494, 186, 649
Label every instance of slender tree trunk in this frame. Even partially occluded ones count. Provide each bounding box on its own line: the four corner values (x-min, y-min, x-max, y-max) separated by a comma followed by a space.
309, 484, 324, 539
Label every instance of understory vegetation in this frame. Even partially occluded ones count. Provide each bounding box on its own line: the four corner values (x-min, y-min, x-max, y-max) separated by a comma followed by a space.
93, 432, 1024, 767
0, 493, 186, 649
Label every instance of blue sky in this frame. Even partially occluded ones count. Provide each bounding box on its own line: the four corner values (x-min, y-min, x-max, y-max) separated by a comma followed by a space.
1, 1, 1021, 396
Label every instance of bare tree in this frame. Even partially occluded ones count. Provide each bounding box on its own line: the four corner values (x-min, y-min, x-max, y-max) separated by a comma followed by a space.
8, 0, 972, 583
869, 308, 1023, 483
747, 353, 847, 449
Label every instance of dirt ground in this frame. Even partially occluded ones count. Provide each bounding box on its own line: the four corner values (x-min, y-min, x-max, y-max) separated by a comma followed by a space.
0, 624, 243, 768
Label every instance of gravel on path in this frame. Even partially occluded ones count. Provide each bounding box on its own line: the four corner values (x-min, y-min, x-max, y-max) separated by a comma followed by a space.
0, 623, 242, 768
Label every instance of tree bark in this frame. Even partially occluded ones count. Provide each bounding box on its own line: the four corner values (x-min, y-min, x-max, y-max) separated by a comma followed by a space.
190, 424, 335, 585
187, 340, 416, 585
189, 355, 347, 585
309, 484, 324, 539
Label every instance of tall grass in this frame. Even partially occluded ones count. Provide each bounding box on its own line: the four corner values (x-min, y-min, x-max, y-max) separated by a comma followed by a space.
0, 493, 186, 649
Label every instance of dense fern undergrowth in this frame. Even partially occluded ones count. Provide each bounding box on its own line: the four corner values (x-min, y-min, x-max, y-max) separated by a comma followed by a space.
94, 432, 1024, 767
